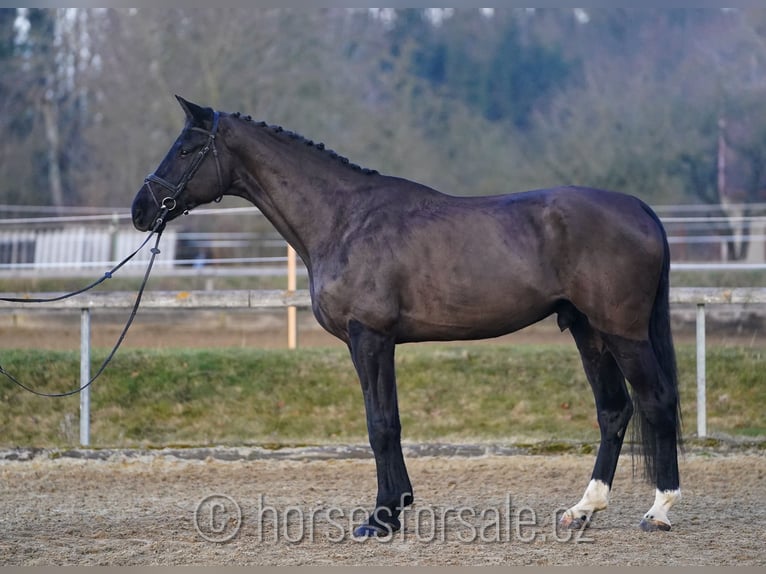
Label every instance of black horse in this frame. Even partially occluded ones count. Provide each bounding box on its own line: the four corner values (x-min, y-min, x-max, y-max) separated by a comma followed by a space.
132, 97, 682, 535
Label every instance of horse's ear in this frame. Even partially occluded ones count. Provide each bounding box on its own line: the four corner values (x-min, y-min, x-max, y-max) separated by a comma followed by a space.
175, 95, 212, 125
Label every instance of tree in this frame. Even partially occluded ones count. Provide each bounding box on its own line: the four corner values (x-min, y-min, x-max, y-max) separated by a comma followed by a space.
0, 9, 100, 210
383, 8, 578, 129
2, 5, 766, 246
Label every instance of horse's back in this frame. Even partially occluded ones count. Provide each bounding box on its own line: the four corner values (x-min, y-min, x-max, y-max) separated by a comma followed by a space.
394, 185, 665, 341
313, 184, 665, 343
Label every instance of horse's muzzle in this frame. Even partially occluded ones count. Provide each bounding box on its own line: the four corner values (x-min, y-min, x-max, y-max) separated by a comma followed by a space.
131, 184, 156, 232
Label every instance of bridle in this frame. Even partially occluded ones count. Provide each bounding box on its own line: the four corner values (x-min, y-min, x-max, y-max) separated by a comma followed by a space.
143, 110, 225, 229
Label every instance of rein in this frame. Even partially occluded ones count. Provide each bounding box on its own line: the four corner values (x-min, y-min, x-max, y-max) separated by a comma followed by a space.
0, 216, 166, 397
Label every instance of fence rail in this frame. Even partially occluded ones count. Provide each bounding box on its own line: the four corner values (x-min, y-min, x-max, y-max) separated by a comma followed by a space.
1, 287, 763, 446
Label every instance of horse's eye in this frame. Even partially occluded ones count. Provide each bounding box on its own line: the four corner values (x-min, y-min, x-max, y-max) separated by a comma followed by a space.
179, 148, 190, 157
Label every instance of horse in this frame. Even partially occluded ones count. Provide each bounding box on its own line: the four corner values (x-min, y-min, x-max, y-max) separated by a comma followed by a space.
132, 96, 682, 536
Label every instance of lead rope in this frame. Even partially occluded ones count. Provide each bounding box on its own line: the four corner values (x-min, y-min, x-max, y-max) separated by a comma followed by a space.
0, 221, 165, 397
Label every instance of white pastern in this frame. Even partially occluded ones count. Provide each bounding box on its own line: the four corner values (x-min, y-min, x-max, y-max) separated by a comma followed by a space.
643, 488, 682, 527
564, 479, 610, 523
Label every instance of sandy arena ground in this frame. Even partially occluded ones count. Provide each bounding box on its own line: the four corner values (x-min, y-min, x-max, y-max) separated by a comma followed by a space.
0, 306, 763, 565
1, 448, 764, 566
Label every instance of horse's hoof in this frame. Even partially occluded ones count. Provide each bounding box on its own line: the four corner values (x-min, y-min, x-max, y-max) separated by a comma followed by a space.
353, 515, 401, 538
639, 518, 671, 532
559, 512, 590, 530
353, 523, 392, 538
353, 523, 387, 537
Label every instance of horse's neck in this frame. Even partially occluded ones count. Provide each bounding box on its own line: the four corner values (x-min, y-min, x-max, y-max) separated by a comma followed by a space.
227, 127, 365, 265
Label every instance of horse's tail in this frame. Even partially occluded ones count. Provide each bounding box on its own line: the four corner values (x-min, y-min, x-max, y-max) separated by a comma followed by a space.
632, 204, 683, 482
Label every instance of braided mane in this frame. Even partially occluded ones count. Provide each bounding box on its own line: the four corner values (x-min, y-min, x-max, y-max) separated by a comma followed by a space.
231, 111, 378, 176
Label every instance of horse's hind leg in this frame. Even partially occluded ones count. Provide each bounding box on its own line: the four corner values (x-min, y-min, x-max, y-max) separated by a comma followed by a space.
560, 310, 633, 529
347, 319, 413, 537
605, 335, 681, 531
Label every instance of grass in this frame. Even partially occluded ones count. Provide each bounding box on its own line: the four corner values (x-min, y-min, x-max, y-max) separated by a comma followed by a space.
0, 343, 763, 448
670, 269, 766, 288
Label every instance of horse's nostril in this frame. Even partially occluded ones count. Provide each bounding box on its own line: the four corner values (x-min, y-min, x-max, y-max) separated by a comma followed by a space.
130, 199, 149, 231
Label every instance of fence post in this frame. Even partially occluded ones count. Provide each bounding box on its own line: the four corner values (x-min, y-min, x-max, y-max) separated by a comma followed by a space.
696, 303, 706, 438
79, 308, 91, 446
287, 245, 298, 349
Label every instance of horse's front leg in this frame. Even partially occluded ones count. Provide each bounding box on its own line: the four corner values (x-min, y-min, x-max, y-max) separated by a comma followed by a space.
347, 319, 413, 537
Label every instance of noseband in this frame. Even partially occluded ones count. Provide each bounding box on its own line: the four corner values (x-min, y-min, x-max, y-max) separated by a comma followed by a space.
144, 110, 224, 229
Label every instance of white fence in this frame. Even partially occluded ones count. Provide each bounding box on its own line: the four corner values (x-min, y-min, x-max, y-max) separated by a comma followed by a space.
0, 203, 765, 278
0, 287, 763, 446
0, 226, 177, 272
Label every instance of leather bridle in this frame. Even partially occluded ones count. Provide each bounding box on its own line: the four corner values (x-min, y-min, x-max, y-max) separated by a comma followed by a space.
143, 110, 225, 229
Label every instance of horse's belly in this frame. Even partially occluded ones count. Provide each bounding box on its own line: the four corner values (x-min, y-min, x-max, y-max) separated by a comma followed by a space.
396, 285, 554, 343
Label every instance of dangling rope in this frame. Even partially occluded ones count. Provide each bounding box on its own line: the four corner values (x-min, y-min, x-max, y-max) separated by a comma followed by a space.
0, 222, 165, 397
1, 111, 222, 397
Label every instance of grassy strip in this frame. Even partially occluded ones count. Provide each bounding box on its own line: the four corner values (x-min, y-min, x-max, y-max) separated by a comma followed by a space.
0, 344, 763, 448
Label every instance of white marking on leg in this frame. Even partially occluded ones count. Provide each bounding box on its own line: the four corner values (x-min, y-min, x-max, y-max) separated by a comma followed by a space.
564, 479, 610, 523
643, 488, 681, 527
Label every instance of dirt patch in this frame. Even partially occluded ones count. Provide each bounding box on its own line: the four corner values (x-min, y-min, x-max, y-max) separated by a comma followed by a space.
1, 449, 764, 565
0, 308, 763, 350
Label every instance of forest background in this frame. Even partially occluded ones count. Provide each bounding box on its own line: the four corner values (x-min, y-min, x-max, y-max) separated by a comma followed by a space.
1, 8, 765, 257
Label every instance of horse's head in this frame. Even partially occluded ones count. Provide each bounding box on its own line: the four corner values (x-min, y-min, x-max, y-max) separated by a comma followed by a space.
131, 96, 230, 232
